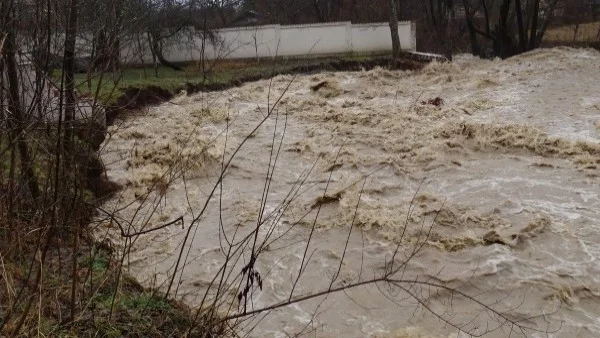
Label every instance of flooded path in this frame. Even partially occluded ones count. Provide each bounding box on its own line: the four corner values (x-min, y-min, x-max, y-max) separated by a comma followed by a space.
100, 47, 600, 337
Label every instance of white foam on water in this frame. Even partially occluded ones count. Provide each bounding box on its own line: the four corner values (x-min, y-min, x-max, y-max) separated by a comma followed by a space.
100, 48, 600, 337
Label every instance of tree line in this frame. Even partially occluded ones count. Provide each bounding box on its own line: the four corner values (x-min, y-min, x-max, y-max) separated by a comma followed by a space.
249, 0, 595, 58
8, 0, 596, 78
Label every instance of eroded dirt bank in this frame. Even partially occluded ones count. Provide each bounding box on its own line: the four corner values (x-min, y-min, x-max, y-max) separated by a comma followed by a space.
99, 47, 600, 337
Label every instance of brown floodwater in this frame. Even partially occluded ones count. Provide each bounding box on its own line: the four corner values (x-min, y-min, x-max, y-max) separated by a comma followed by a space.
100, 47, 600, 337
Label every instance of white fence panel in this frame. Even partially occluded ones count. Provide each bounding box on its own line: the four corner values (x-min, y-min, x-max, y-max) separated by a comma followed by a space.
351, 22, 415, 52
398, 22, 417, 51
120, 21, 416, 64
206, 25, 280, 60
278, 22, 350, 56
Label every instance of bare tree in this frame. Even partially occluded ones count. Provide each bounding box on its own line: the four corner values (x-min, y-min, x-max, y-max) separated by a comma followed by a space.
388, 0, 401, 60
462, 0, 561, 58
62, 0, 79, 154
1, 2, 40, 202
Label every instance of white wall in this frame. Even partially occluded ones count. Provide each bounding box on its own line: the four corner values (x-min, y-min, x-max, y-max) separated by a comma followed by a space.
279, 22, 350, 56
120, 35, 153, 64
121, 21, 416, 64
210, 25, 280, 59
351, 22, 415, 53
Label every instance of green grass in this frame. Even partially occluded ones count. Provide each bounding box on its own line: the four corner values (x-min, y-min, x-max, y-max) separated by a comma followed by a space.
91, 288, 171, 313
84, 254, 109, 272
63, 52, 390, 106
48, 249, 200, 337
69, 66, 209, 105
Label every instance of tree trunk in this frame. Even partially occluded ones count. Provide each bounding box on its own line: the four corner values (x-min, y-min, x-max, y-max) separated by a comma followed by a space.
387, 0, 401, 61
445, 0, 455, 61
535, 0, 560, 48
573, 24, 580, 42
482, 0, 491, 36
524, 0, 534, 39
515, 0, 527, 52
499, 0, 511, 30
313, 0, 326, 22
3, 28, 40, 202
63, 0, 79, 154
149, 33, 183, 72
462, 0, 481, 56
494, 0, 513, 58
428, 0, 437, 26
109, 0, 123, 83
528, 0, 540, 50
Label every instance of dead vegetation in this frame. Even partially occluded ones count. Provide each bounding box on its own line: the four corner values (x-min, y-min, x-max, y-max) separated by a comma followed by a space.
0, 220, 203, 337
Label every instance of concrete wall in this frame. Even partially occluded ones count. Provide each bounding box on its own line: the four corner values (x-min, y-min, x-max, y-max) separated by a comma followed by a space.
121, 21, 416, 64
351, 22, 415, 53
212, 25, 280, 59
279, 22, 351, 56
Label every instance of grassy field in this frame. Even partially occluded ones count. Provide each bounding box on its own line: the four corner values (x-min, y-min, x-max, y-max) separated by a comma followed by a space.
69, 53, 387, 106
70, 63, 230, 105
544, 21, 600, 44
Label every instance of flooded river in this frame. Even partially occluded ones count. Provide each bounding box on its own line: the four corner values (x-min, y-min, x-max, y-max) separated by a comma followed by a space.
99, 47, 600, 337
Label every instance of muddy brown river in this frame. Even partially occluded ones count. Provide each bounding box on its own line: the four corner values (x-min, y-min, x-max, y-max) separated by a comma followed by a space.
99, 47, 600, 337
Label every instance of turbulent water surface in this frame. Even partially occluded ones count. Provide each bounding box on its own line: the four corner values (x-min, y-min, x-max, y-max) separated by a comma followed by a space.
99, 48, 600, 337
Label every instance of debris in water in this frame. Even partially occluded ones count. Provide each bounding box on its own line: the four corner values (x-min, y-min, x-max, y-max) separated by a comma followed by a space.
310, 79, 342, 98
311, 80, 329, 91
530, 162, 555, 169
311, 192, 343, 209
482, 230, 507, 246
421, 97, 445, 107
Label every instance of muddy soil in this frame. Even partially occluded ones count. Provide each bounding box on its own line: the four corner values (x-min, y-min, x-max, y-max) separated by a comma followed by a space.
99, 47, 600, 337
